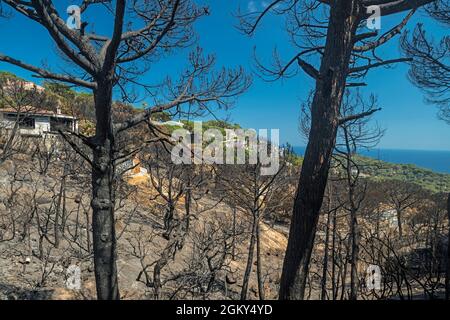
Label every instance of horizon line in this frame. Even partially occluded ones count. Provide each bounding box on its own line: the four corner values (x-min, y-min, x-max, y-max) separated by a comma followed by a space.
290, 145, 450, 153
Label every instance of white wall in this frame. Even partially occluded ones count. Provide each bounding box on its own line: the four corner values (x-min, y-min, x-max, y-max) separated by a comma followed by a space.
29, 116, 51, 135
0, 113, 78, 135
0, 113, 50, 136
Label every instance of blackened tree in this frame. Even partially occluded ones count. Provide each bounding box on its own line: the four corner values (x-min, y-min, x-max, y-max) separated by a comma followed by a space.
0, 0, 249, 299
238, 0, 434, 299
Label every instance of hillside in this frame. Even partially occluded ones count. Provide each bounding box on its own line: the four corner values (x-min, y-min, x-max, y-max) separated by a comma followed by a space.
159, 117, 449, 193
353, 155, 450, 193
1, 70, 447, 193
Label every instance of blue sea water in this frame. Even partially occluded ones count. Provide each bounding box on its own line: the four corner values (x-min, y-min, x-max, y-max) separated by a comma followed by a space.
292, 146, 450, 174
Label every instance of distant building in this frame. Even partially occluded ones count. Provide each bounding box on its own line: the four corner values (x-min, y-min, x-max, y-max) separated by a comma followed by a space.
159, 120, 184, 127
118, 157, 148, 177
19, 81, 45, 93
380, 209, 398, 228
1, 78, 45, 93
0, 107, 78, 136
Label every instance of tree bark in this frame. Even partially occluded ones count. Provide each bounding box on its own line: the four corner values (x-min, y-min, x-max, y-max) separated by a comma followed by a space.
153, 220, 187, 299
396, 209, 403, 239
331, 209, 337, 300
340, 236, 350, 300
232, 207, 237, 260
279, 2, 360, 300
256, 217, 265, 300
321, 184, 333, 300
91, 80, 120, 300
0, 117, 19, 164
345, 145, 359, 300
241, 213, 257, 300
349, 207, 359, 300
321, 210, 332, 300
54, 173, 65, 248
446, 193, 450, 300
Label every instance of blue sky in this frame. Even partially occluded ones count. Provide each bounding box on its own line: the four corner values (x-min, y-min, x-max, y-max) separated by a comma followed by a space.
0, 0, 448, 151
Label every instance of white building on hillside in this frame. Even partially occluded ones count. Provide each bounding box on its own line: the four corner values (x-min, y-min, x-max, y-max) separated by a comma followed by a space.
0, 107, 78, 136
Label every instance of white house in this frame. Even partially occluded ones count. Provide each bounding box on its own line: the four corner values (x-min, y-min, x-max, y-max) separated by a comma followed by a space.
0, 107, 78, 136
118, 157, 148, 177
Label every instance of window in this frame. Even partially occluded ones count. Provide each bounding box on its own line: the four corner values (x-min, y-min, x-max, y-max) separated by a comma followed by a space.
19, 117, 35, 129
4, 113, 17, 122
50, 117, 73, 132
3, 113, 35, 129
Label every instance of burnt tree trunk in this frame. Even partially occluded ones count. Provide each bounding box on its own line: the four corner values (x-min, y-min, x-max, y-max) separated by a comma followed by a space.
349, 206, 359, 300
396, 209, 403, 239
241, 213, 257, 300
0, 118, 19, 164
446, 193, 450, 300
91, 79, 120, 300
321, 209, 332, 300
256, 217, 265, 300
338, 235, 351, 300
163, 203, 176, 240
54, 173, 65, 248
153, 221, 188, 299
321, 183, 333, 300
60, 172, 68, 236
232, 207, 237, 260
331, 208, 337, 300
345, 136, 359, 300
279, 2, 360, 300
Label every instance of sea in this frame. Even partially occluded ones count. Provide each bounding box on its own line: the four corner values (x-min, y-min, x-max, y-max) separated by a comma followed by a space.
292, 146, 450, 174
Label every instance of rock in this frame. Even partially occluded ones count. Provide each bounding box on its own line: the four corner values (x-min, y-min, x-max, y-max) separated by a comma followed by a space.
35, 197, 52, 205
74, 194, 82, 204
250, 286, 257, 295
226, 274, 236, 284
